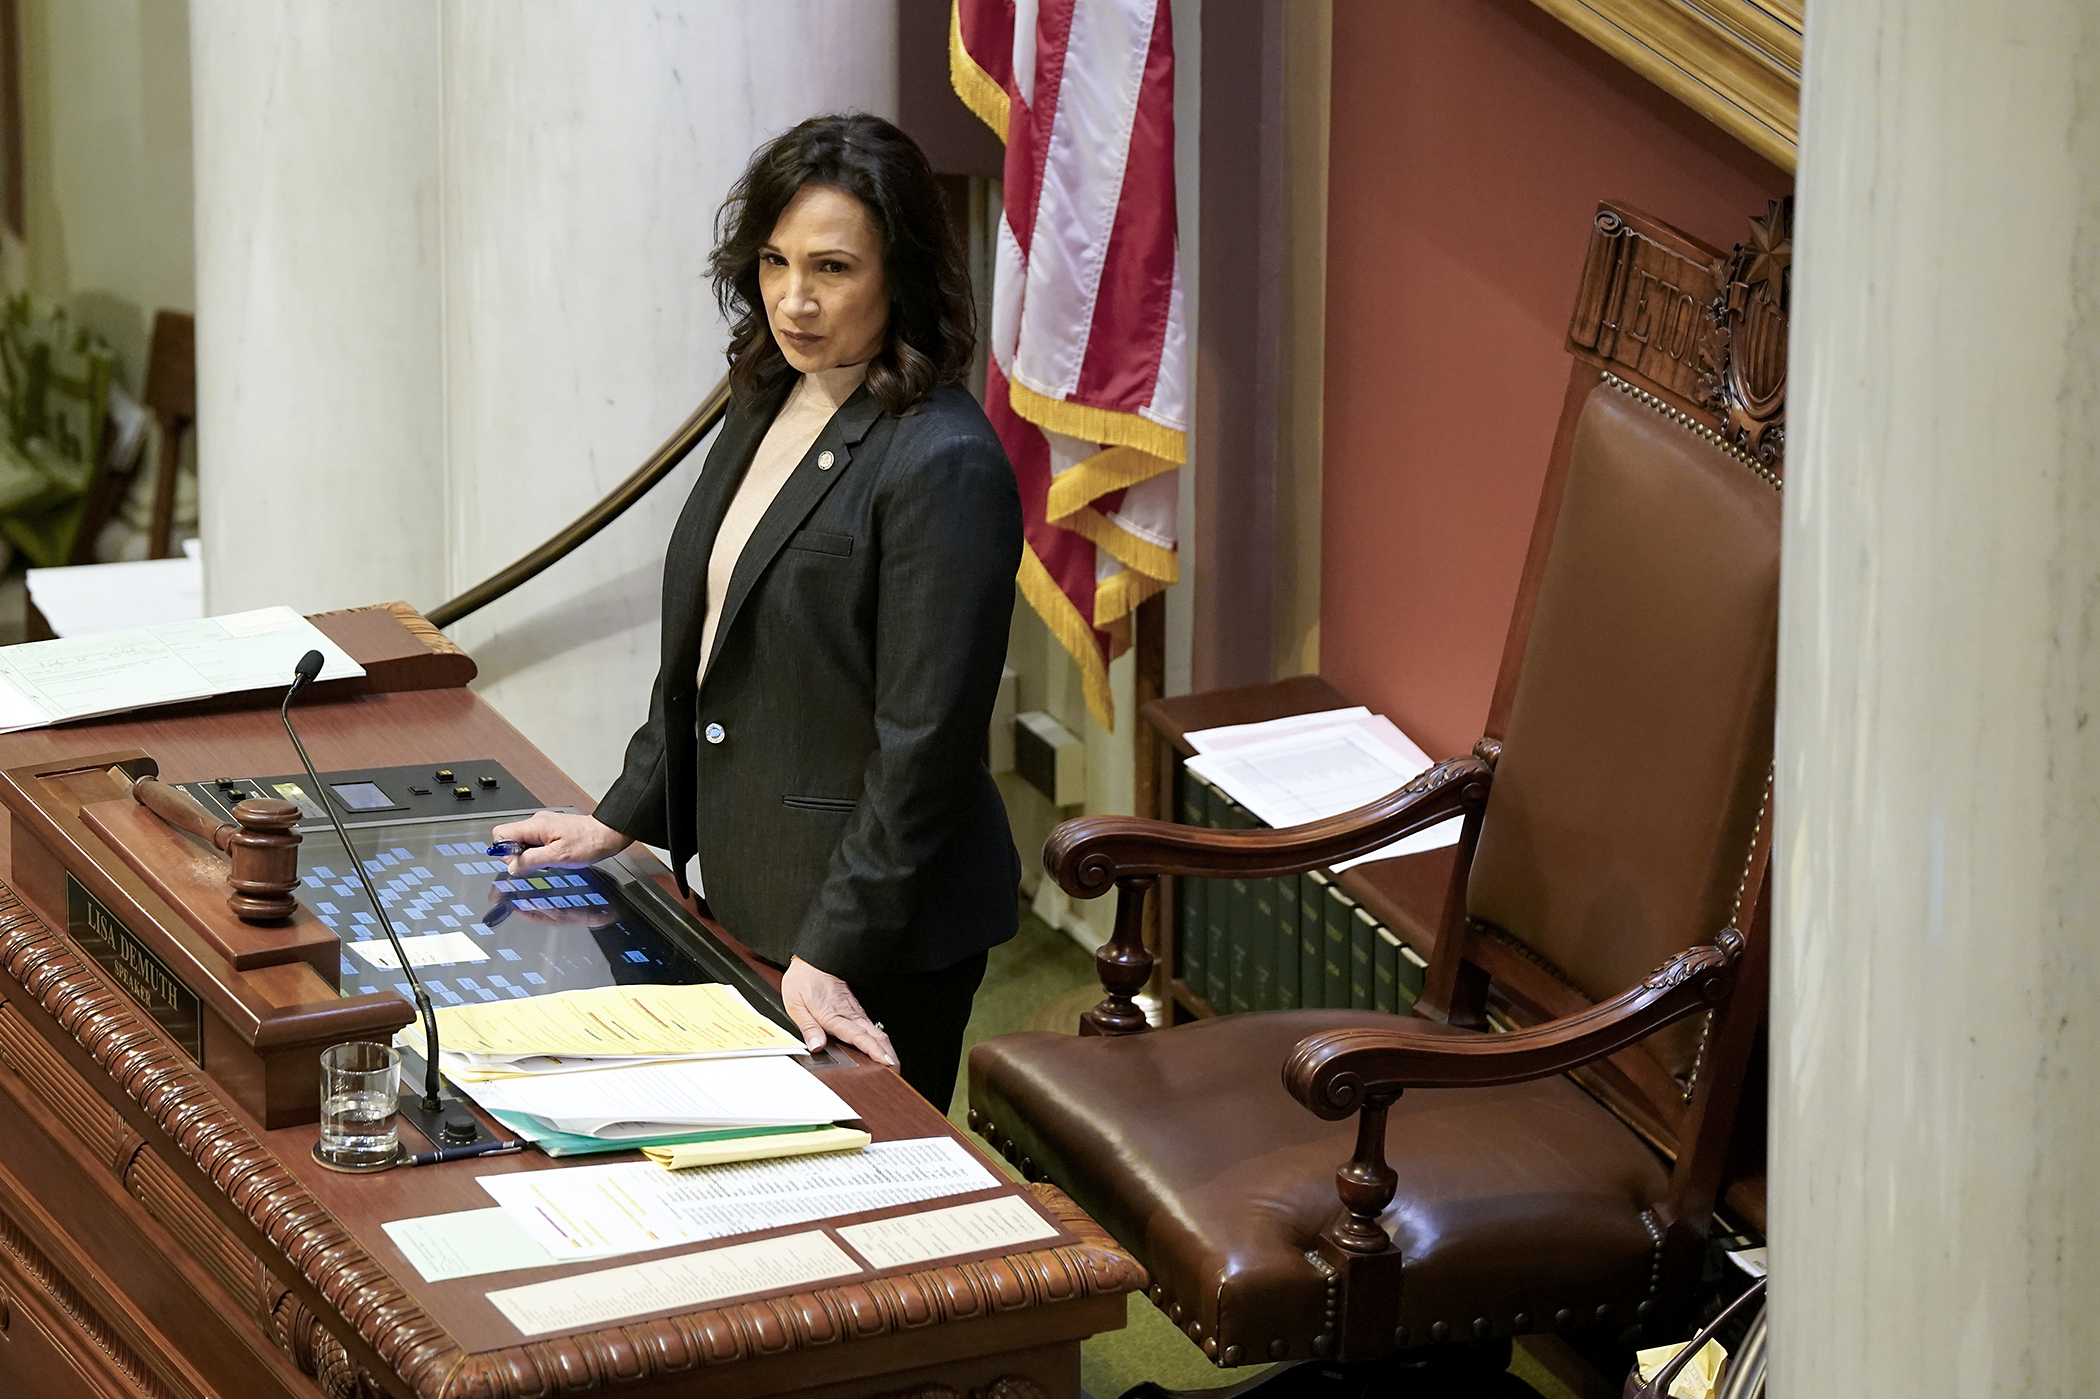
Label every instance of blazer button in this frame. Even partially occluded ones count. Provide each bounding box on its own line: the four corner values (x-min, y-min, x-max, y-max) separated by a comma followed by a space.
704, 722, 725, 745
817, 450, 835, 470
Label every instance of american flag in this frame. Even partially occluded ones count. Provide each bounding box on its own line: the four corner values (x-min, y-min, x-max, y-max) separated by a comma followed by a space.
952, 0, 1187, 731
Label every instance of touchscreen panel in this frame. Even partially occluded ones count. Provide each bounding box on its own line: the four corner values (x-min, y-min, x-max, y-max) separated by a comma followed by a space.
301, 815, 711, 1005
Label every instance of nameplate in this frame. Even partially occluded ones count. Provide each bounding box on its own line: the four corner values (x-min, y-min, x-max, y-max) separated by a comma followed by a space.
66, 873, 204, 1065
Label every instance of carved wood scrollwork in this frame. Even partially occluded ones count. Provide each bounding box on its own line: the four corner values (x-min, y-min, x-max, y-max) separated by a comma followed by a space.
1568, 198, 1792, 473
1703, 198, 1790, 467
262, 1273, 384, 1399
0, 1198, 176, 1399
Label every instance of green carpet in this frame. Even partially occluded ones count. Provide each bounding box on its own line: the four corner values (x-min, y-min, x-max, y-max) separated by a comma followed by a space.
950, 909, 1581, 1399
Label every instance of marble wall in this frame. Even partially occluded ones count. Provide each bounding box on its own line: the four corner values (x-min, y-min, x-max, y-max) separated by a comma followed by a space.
191, 1, 898, 796
1776, 2, 2100, 1391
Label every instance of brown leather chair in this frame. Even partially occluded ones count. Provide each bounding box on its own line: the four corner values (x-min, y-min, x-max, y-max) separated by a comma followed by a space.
969, 202, 1789, 1385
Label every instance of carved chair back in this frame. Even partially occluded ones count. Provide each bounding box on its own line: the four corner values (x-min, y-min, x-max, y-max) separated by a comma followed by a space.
1421, 200, 1789, 1227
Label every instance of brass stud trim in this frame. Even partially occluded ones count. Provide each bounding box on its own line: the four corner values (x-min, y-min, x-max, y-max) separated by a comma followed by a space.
1600, 373, 1782, 492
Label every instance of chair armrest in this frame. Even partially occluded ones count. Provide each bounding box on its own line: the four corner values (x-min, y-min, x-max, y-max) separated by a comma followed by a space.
1044, 754, 1492, 899
1284, 929, 1745, 1260
1283, 930, 1746, 1117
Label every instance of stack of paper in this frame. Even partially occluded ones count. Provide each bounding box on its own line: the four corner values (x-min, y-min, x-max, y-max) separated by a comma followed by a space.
477, 1137, 999, 1262
427, 983, 803, 1082
26, 538, 203, 637
459, 1055, 854, 1141
0, 605, 363, 733
1183, 707, 1460, 870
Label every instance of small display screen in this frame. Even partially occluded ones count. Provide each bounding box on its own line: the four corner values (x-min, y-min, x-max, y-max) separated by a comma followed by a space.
329, 782, 396, 811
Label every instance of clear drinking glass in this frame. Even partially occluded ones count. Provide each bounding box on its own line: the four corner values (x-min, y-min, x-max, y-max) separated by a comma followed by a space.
318, 1041, 401, 1169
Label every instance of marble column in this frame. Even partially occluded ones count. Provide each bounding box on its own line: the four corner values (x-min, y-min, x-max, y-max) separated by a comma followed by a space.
190, 2, 446, 613
191, 1, 898, 794
1775, 3, 2100, 1393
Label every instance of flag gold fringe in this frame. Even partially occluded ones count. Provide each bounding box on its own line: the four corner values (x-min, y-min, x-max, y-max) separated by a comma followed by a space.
1093, 564, 1170, 630
1008, 375, 1187, 466
1056, 504, 1180, 589
1018, 543, 1118, 732
949, 3, 1011, 139
1044, 442, 1178, 520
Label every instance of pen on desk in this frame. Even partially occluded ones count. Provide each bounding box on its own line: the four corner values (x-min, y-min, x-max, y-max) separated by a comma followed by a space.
403, 1137, 526, 1168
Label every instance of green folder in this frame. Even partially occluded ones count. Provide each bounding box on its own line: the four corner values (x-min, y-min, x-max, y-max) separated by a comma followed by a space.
1176, 770, 1208, 1000
487, 1109, 835, 1159
1301, 872, 1331, 1009
1273, 871, 1302, 1010
1248, 874, 1277, 1013
1373, 922, 1401, 1014
1350, 906, 1378, 1009
1324, 884, 1356, 1010
1397, 940, 1430, 1009
1219, 792, 1260, 1015
1198, 777, 1232, 1013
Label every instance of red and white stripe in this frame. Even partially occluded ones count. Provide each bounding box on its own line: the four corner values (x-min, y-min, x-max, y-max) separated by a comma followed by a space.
955, 0, 1186, 731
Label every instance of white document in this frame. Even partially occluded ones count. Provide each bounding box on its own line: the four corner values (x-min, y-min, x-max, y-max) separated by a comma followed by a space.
26, 545, 203, 638
348, 930, 490, 970
382, 1207, 558, 1282
1182, 706, 1373, 754
477, 1137, 1000, 1261
0, 605, 363, 732
459, 1055, 854, 1138
837, 1195, 1057, 1270
487, 1230, 861, 1337
1185, 721, 1462, 868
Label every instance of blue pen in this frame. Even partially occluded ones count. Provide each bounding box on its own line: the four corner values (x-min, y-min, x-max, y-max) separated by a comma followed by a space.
486, 839, 537, 858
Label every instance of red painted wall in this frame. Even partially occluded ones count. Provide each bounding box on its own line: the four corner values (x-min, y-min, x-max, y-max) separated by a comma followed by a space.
1320, 0, 1791, 759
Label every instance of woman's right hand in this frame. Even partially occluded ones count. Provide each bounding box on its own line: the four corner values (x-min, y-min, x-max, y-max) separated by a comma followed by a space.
490, 811, 632, 874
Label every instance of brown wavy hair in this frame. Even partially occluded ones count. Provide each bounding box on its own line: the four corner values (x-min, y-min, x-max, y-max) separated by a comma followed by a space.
711, 114, 975, 415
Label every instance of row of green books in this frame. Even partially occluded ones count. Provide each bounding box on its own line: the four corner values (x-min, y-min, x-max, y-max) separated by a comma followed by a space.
1176, 768, 1429, 1017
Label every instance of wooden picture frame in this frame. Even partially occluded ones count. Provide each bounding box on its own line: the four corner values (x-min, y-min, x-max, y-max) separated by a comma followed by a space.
1530, 0, 1802, 169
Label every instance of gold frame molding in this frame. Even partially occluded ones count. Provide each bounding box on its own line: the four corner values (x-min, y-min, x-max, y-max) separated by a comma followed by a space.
1531, 0, 1801, 170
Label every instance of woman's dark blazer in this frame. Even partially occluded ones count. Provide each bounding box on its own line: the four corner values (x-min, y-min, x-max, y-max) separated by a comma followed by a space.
594, 376, 1023, 981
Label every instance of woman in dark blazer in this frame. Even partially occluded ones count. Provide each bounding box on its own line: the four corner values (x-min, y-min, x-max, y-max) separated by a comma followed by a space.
494, 115, 1021, 1107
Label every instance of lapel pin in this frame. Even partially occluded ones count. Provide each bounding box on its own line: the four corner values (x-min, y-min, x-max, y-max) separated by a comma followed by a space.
818, 451, 835, 470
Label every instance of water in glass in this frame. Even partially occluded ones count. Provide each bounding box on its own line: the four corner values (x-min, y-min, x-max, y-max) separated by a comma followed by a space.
318, 1041, 401, 1168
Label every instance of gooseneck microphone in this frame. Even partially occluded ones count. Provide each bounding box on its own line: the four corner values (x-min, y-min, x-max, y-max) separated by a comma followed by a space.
281, 650, 506, 1159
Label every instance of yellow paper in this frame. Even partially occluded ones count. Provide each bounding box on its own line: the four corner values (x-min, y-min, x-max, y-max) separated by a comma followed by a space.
1634, 1337, 1727, 1399
432, 983, 801, 1058
643, 1127, 871, 1170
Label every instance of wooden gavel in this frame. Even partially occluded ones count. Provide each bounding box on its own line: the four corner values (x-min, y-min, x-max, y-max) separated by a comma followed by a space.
115, 770, 304, 923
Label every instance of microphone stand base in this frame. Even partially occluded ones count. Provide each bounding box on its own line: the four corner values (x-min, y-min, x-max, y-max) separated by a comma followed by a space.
395, 1049, 506, 1153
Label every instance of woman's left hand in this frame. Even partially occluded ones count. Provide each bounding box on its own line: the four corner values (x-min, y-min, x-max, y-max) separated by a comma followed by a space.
782, 956, 898, 1069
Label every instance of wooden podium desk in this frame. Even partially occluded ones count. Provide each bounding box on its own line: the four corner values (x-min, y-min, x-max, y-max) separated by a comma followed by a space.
0, 606, 1140, 1399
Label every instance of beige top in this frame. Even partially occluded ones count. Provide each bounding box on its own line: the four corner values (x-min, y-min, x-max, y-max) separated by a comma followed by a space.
696, 361, 870, 683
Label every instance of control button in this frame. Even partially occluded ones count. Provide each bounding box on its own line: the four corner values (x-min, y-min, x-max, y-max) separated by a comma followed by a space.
407, 785, 431, 796
704, 722, 726, 745
817, 450, 835, 470
215, 777, 238, 790
478, 776, 498, 789
453, 786, 473, 800
436, 769, 455, 782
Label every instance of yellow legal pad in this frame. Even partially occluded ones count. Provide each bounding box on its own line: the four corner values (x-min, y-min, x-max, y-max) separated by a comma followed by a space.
643, 1127, 871, 1171
432, 983, 803, 1060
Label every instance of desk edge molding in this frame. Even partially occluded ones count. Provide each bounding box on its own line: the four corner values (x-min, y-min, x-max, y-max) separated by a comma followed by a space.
0, 879, 1145, 1399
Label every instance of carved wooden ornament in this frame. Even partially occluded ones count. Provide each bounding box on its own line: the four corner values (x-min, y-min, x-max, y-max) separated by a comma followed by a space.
1568, 198, 1792, 473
